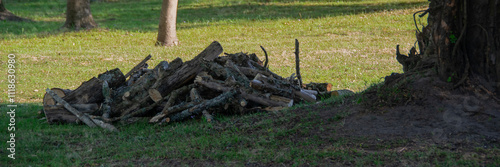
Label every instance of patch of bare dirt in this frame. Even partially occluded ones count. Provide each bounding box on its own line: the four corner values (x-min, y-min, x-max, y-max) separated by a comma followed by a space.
334, 68, 500, 148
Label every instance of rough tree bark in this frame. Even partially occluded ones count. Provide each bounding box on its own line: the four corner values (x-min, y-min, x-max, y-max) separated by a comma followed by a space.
63, 0, 97, 30
414, 0, 499, 91
156, 0, 179, 47
0, 0, 30, 21
0, 0, 7, 12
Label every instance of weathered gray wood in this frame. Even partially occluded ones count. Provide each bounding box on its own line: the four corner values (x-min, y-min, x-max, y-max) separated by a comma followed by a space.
46, 88, 97, 127
62, 69, 124, 105
102, 81, 112, 119
156, 41, 223, 96
190, 88, 202, 103
43, 103, 99, 124
150, 101, 199, 123
47, 89, 119, 132
98, 68, 126, 89
202, 110, 213, 122
167, 90, 236, 122
294, 39, 303, 87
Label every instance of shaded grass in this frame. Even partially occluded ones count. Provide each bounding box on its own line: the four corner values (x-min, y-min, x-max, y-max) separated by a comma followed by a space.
1, 101, 498, 166
1, 0, 427, 103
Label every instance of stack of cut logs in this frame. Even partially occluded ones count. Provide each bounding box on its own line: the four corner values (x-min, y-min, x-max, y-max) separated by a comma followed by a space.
43, 41, 352, 131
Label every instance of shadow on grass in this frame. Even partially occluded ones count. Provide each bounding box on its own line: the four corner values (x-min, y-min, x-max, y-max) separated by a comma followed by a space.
0, 0, 428, 39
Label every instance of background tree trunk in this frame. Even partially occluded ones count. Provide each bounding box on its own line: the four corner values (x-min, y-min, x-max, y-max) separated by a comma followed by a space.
63, 0, 97, 30
156, 0, 179, 47
0, 0, 30, 21
422, 0, 500, 91
0, 0, 6, 12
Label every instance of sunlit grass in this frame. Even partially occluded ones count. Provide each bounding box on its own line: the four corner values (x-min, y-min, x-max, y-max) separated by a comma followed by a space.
0, 0, 426, 103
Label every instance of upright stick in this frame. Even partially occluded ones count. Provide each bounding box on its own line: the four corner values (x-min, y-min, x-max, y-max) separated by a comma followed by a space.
260, 45, 269, 69
124, 54, 152, 78
294, 39, 303, 87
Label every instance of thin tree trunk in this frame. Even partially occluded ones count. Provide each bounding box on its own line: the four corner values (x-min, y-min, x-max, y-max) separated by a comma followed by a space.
156, 0, 179, 47
63, 0, 97, 30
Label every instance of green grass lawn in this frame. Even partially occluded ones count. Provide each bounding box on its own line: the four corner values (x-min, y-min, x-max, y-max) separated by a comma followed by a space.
0, 0, 428, 103
6, 0, 495, 166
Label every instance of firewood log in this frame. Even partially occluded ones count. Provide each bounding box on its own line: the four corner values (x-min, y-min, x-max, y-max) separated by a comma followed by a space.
156, 41, 223, 97
166, 90, 236, 122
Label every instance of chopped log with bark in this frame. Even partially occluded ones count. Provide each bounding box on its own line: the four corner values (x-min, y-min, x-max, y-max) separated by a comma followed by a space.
43, 103, 99, 124
43, 41, 353, 128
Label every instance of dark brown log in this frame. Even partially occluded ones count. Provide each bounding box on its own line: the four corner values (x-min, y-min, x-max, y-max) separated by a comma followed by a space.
167, 90, 236, 122
156, 41, 223, 96
190, 88, 203, 102
225, 60, 250, 86
239, 91, 290, 107
114, 70, 157, 115
63, 77, 104, 104
46, 88, 97, 127
219, 52, 259, 67
195, 74, 292, 107
125, 55, 151, 79
62, 69, 124, 104
253, 73, 316, 102
303, 82, 333, 92
118, 86, 191, 121
205, 61, 228, 79
194, 76, 231, 92
270, 95, 294, 107
250, 79, 293, 97
47, 89, 118, 131
150, 101, 199, 123
43, 103, 99, 124
112, 58, 185, 117
120, 102, 160, 121
152, 61, 170, 80
161, 84, 194, 113
152, 58, 183, 89
98, 68, 126, 89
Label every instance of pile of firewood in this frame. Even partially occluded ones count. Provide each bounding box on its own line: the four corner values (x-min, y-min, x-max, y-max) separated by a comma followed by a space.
43, 41, 352, 131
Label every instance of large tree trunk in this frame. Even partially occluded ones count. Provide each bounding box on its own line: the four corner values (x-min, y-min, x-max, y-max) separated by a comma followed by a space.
63, 0, 97, 30
156, 0, 179, 47
0, 0, 30, 21
418, 0, 500, 91
0, 0, 6, 12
